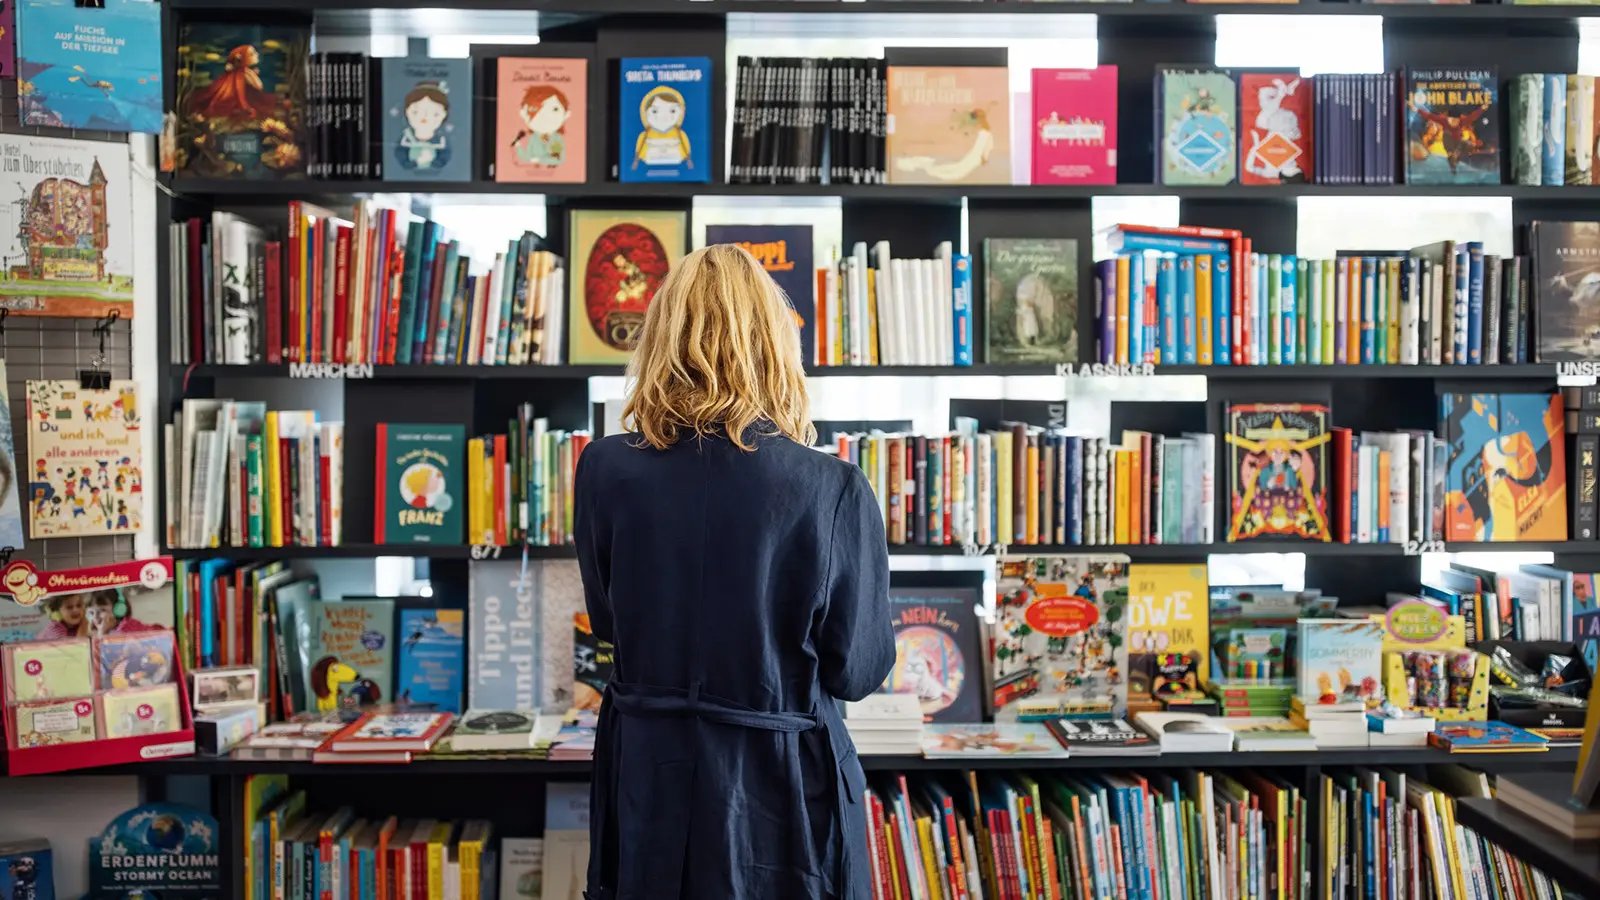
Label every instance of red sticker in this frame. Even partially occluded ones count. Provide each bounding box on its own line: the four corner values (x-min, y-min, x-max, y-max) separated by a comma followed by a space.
23, 659, 40, 676
74, 700, 92, 717
1023, 594, 1101, 637
136, 704, 153, 719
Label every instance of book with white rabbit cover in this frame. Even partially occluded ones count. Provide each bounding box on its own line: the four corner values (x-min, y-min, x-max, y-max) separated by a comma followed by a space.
879, 577, 985, 723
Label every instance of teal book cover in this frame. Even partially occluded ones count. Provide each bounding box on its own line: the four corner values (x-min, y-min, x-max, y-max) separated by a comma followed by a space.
383, 57, 472, 182
313, 598, 394, 713
17, 0, 162, 133
396, 606, 464, 712
1159, 67, 1237, 186
375, 422, 465, 544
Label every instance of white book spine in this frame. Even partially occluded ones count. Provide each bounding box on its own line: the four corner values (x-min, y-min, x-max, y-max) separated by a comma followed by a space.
1357, 444, 1376, 543
872, 241, 895, 365
1335, 257, 1349, 364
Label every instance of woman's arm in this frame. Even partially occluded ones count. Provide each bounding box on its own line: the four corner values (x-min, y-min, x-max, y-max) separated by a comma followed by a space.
817, 467, 895, 702
574, 448, 615, 645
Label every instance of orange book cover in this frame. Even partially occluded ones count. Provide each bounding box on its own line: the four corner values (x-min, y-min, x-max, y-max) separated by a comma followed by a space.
886, 64, 1012, 186
494, 57, 587, 183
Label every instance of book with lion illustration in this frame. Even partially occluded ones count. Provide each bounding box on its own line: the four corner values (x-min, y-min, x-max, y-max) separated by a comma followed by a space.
25, 379, 141, 539
885, 49, 1011, 186
992, 554, 1130, 721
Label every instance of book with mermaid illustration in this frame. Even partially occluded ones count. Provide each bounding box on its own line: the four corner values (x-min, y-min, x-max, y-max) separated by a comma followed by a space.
885, 48, 1011, 186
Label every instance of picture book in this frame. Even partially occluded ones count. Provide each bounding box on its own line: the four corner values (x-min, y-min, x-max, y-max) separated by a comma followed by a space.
1043, 717, 1159, 755
309, 598, 393, 713
1240, 71, 1311, 185
16, 0, 161, 133
1131, 710, 1235, 752
468, 559, 539, 711
1221, 626, 1288, 680
573, 612, 613, 711
919, 722, 1070, 758
1030, 66, 1117, 185
993, 554, 1131, 720
567, 209, 686, 364
395, 606, 464, 712
382, 57, 472, 182
1441, 392, 1568, 541
322, 710, 451, 752
0, 596, 43, 643
175, 22, 310, 179
0, 2, 12, 78
452, 709, 537, 751
100, 682, 183, 737
1531, 221, 1600, 362
374, 423, 465, 544
0, 136, 134, 316
704, 225, 815, 360
13, 695, 96, 745
2, 638, 91, 703
0, 841, 53, 900
1296, 618, 1384, 707
494, 55, 587, 184
1405, 67, 1499, 185
1428, 720, 1549, 752
1224, 402, 1332, 542
24, 380, 140, 537
543, 782, 590, 900
982, 238, 1079, 365
886, 62, 1012, 185
0, 362, 25, 550
97, 630, 176, 690
882, 574, 984, 723
1127, 563, 1210, 713
499, 837, 543, 900
89, 804, 222, 897
1159, 67, 1237, 185
618, 56, 712, 183
1572, 572, 1600, 671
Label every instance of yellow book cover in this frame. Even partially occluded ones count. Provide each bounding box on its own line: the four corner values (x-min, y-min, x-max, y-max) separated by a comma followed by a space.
915, 817, 940, 897
566, 209, 687, 364
466, 438, 484, 544
1025, 436, 1040, 544
1435, 790, 1466, 898
1197, 255, 1214, 364
1115, 256, 1131, 365
866, 268, 881, 366
1386, 258, 1402, 364
427, 821, 455, 900
1126, 562, 1210, 712
1114, 449, 1132, 544
264, 411, 282, 547
996, 430, 1013, 547
1122, 434, 1143, 545
884, 818, 904, 900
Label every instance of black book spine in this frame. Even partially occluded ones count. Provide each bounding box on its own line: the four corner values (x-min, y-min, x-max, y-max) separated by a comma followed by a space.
873, 58, 888, 183
1484, 254, 1502, 364
775, 59, 792, 184
369, 57, 384, 179
798, 57, 814, 184
914, 435, 929, 545
1566, 386, 1600, 409
309, 54, 324, 179
343, 53, 358, 180
1576, 433, 1598, 541
731, 56, 750, 184
845, 59, 860, 185
855, 58, 869, 184
1501, 257, 1519, 364
1570, 410, 1600, 434
1519, 246, 1533, 363
331, 53, 345, 179
754, 60, 773, 183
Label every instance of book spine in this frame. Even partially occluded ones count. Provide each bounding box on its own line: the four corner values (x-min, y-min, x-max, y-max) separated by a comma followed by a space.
952, 253, 972, 366
1178, 256, 1196, 365
1467, 243, 1485, 365
1544, 74, 1568, 186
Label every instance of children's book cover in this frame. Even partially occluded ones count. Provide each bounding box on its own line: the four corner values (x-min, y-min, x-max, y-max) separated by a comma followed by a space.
17, 0, 162, 133
24, 380, 141, 538
705, 224, 815, 359
1239, 71, 1311, 185
882, 577, 984, 723
396, 606, 464, 712
100, 682, 182, 737
2, 637, 91, 702
0, 362, 24, 550
1531, 221, 1600, 361
886, 64, 1011, 185
567, 209, 686, 364
1224, 402, 1332, 542
14, 696, 96, 745
97, 629, 176, 689
382, 57, 472, 182
993, 554, 1131, 721
982, 238, 1079, 364
1031, 66, 1117, 185
1159, 67, 1237, 186
312, 598, 394, 712
618, 56, 711, 183
1295, 618, 1384, 706
89, 805, 221, 896
495, 56, 587, 184
1442, 392, 1568, 541
374, 422, 465, 544
0, 3, 11, 79
1405, 67, 1499, 185
919, 722, 1070, 758
467, 559, 540, 711
573, 612, 614, 712
1127, 563, 1210, 713
1428, 720, 1548, 752
499, 837, 544, 900
175, 22, 309, 179
0, 136, 134, 317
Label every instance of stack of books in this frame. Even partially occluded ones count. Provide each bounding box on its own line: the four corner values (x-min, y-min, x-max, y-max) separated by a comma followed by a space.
1206, 679, 1294, 717
842, 693, 923, 756
310, 710, 453, 764
1366, 707, 1436, 748
1132, 711, 1234, 753
1226, 717, 1319, 752
547, 709, 597, 762
1289, 696, 1372, 748
1043, 718, 1159, 757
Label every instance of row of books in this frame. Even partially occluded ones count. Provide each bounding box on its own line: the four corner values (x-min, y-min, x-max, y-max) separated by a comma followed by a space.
1423, 557, 1596, 644
166, 401, 344, 550
730, 56, 886, 185
1332, 428, 1447, 546
830, 426, 1216, 548
1510, 73, 1600, 186
1310, 73, 1401, 186
821, 242, 970, 366
462, 411, 592, 548
171, 205, 563, 367
1095, 225, 1535, 367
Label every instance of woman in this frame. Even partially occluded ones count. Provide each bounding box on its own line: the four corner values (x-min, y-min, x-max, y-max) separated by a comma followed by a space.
575, 244, 894, 900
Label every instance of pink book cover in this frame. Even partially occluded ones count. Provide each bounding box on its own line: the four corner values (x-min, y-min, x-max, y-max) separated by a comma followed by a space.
0, 2, 14, 78
494, 57, 587, 183
1030, 66, 1118, 185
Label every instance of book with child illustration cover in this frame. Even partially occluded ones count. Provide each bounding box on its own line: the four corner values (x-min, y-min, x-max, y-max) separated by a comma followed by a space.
494, 55, 587, 184
382, 57, 472, 182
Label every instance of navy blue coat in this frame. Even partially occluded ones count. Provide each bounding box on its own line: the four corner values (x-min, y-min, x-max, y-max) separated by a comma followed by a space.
574, 426, 895, 900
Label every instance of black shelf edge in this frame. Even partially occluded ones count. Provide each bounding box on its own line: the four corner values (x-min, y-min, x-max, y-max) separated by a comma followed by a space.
172, 363, 628, 380
169, 179, 1600, 202
165, 545, 577, 560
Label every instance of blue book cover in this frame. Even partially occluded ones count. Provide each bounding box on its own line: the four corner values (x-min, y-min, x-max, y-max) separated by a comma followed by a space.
1177, 255, 1196, 364
1107, 231, 1230, 258
1467, 241, 1485, 364
1158, 254, 1178, 364
1066, 436, 1083, 545
382, 57, 473, 182
1214, 256, 1232, 366
705, 225, 816, 362
17, 0, 162, 133
396, 606, 465, 712
1281, 254, 1297, 365
619, 56, 712, 183
952, 253, 973, 366
0, 841, 52, 900
1360, 257, 1377, 364
90, 804, 222, 896
1128, 251, 1144, 365
1543, 74, 1567, 187
1452, 244, 1470, 364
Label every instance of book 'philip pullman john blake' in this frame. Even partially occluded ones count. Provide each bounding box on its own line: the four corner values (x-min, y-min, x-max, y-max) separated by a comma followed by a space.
175, 22, 310, 179
567, 209, 687, 364
1225, 402, 1332, 542
1441, 392, 1567, 541
382, 57, 473, 182
374, 422, 465, 544
618, 56, 712, 183
705, 225, 816, 360
886, 49, 1011, 186
1030, 66, 1117, 185
494, 54, 588, 184
982, 238, 1079, 365
1405, 67, 1500, 186
1531, 220, 1600, 362
992, 555, 1131, 721
1159, 67, 1238, 186
881, 575, 985, 723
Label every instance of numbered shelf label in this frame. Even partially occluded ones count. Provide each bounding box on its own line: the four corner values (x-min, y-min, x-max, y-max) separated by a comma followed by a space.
1403, 539, 1446, 556
469, 544, 503, 560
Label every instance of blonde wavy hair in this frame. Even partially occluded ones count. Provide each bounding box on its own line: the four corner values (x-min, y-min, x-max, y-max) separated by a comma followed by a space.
623, 243, 815, 451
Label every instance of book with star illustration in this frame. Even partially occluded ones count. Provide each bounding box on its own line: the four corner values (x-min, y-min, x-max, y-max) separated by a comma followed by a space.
1158, 67, 1238, 186
1224, 402, 1333, 542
